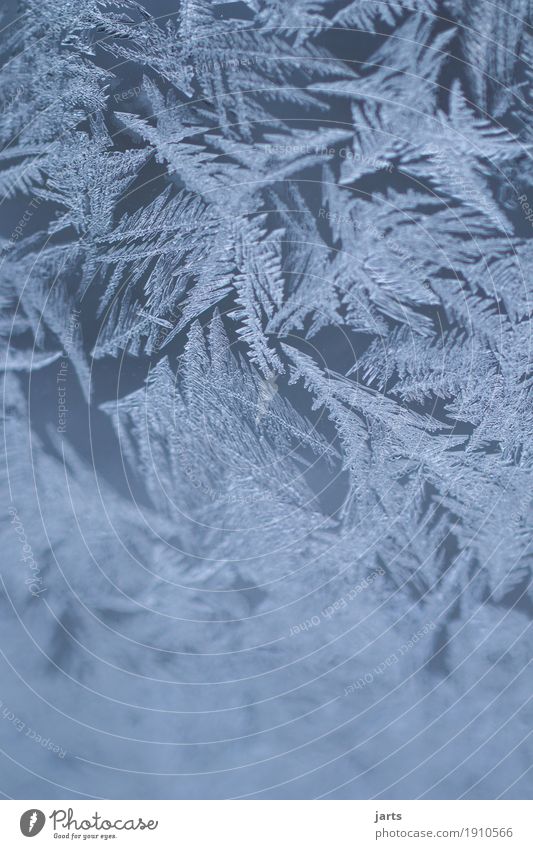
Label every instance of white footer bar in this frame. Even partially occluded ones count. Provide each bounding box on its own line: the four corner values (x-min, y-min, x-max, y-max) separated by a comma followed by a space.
1, 800, 531, 847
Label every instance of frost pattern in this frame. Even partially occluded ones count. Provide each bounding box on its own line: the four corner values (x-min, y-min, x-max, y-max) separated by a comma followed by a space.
1, 0, 532, 800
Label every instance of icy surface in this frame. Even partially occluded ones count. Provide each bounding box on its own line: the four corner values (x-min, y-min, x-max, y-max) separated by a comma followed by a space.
0, 0, 532, 799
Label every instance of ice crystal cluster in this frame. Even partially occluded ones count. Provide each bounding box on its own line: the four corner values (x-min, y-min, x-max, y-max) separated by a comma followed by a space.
1, 0, 532, 799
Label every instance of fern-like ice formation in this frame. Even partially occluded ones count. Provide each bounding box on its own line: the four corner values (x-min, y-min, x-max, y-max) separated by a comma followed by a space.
1, 0, 532, 799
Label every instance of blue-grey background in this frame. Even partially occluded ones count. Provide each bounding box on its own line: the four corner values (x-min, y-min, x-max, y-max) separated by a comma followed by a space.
0, 0, 532, 799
